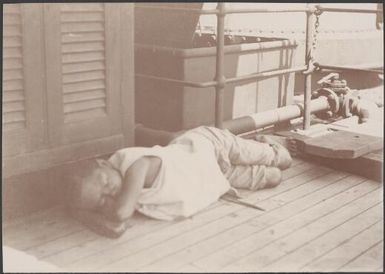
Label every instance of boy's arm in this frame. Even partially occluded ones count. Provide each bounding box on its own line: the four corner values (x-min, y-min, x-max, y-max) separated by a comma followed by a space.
70, 207, 130, 238
114, 156, 159, 221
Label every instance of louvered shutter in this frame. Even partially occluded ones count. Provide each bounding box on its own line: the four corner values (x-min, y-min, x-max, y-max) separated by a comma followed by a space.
44, 3, 124, 145
3, 5, 25, 132
2, 4, 46, 157
3, 3, 134, 177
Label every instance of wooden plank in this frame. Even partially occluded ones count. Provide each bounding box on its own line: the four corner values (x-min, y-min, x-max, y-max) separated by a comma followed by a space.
62, 41, 104, 54
307, 149, 383, 182
302, 221, 383, 272
181, 177, 377, 272
3, 47, 23, 59
34, 215, 169, 264
62, 70, 105, 84
60, 3, 104, 12
3, 101, 25, 113
64, 108, 106, 123
61, 32, 104, 44
61, 11, 104, 23
303, 130, 383, 159
63, 98, 105, 113
221, 188, 382, 272
63, 89, 106, 104
3, 79, 23, 91
62, 50, 105, 64
338, 241, 383, 272
21, 3, 47, 152
103, 3, 122, 136
3, 207, 82, 250
63, 79, 105, 94
3, 69, 23, 81
97, 169, 345, 272
3, 134, 124, 178
115, 2, 135, 148
3, 4, 21, 14
3, 25, 22, 36
3, 58, 23, 70
139, 174, 369, 272
176, 264, 205, 273
61, 22, 104, 33
62, 61, 105, 74
61, 164, 324, 271
3, 112, 26, 123
44, 3, 64, 146
261, 203, 383, 272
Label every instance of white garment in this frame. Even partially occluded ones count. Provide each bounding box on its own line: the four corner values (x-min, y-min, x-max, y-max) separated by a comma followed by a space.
108, 138, 231, 221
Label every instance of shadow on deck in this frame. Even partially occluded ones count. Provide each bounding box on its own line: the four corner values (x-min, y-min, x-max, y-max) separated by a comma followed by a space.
3, 157, 383, 272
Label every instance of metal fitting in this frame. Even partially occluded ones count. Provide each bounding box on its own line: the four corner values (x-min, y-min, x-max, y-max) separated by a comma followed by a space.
312, 88, 340, 114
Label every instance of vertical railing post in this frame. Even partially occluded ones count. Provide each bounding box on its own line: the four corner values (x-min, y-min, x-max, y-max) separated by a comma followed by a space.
303, 4, 316, 130
214, 2, 226, 129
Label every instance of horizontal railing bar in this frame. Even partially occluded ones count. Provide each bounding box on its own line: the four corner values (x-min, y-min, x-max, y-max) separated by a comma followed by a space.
135, 73, 217, 88
226, 66, 307, 84
136, 66, 304, 89
135, 5, 311, 15
315, 63, 384, 74
135, 5, 218, 15
318, 6, 382, 14
224, 8, 310, 14
135, 4, 381, 15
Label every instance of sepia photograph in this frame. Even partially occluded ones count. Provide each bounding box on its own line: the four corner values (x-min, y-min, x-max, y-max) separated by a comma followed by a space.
2, 2, 384, 272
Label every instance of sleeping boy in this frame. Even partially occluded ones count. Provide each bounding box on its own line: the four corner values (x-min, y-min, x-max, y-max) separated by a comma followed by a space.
67, 126, 297, 238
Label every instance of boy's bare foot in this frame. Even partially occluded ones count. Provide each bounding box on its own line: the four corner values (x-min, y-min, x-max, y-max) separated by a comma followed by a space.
255, 135, 301, 157
264, 167, 282, 188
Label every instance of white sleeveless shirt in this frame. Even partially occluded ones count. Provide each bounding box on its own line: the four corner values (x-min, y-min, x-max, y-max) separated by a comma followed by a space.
108, 139, 231, 220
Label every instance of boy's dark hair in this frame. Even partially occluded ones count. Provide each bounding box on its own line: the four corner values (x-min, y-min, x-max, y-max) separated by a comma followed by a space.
65, 159, 100, 210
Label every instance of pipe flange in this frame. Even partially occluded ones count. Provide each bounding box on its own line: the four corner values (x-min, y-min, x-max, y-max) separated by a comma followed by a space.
312, 88, 340, 114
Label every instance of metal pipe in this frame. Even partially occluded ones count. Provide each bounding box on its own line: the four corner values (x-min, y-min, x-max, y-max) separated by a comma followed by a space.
134, 96, 331, 147
214, 2, 226, 129
318, 6, 382, 14
315, 63, 384, 74
222, 97, 330, 135
303, 5, 316, 130
135, 124, 179, 147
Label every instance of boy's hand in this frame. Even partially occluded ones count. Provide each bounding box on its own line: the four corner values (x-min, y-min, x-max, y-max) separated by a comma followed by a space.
100, 196, 118, 220
99, 219, 131, 238
70, 207, 131, 238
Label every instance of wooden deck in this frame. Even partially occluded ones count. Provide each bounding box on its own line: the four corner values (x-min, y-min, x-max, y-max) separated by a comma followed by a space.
3, 157, 383, 272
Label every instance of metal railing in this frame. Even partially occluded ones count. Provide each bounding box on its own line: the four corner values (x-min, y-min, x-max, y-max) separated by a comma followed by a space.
135, 3, 383, 130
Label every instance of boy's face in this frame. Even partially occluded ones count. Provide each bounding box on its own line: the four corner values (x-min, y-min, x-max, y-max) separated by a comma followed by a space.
80, 166, 122, 211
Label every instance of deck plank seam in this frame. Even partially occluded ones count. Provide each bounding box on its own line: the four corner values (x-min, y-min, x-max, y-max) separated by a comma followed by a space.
263, 201, 383, 270
336, 235, 384, 271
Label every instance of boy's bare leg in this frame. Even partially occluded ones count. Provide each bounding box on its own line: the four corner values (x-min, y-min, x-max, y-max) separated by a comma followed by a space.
225, 164, 282, 191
